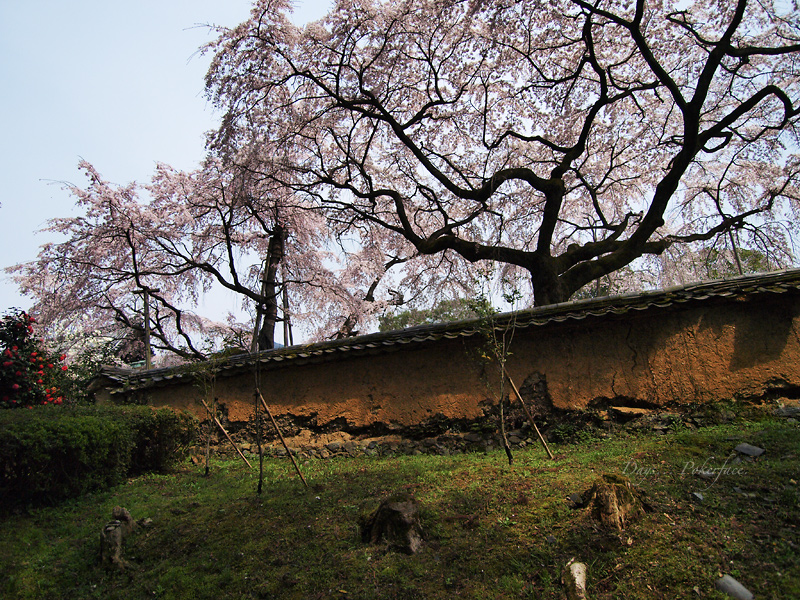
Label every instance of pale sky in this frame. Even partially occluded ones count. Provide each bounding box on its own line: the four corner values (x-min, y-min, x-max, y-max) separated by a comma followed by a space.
0, 0, 331, 317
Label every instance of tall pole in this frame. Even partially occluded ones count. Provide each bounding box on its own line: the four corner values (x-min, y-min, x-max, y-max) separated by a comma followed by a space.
133, 288, 157, 370
143, 290, 152, 370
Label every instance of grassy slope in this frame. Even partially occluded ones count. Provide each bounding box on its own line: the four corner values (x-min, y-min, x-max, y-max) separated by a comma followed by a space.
1, 410, 798, 599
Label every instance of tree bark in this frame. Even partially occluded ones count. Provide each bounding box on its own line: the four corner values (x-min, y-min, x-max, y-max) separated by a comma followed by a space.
530, 260, 571, 306
257, 224, 285, 350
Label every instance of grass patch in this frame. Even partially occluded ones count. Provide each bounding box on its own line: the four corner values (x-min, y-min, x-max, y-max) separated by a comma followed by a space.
1, 412, 797, 599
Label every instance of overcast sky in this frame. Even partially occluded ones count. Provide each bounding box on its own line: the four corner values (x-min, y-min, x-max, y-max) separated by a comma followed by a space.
0, 0, 331, 317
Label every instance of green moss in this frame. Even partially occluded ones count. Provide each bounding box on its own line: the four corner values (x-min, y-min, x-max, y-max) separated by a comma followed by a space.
0, 413, 797, 599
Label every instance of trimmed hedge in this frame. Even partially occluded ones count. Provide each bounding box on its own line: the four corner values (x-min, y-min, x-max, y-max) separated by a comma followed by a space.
0, 405, 197, 509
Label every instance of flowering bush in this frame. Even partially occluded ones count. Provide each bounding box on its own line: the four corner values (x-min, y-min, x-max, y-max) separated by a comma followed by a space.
0, 309, 69, 409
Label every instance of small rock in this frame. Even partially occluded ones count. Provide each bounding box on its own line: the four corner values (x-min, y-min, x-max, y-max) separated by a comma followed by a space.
562, 558, 589, 600
566, 493, 585, 508
464, 433, 484, 443
715, 574, 754, 600
696, 470, 716, 481
546, 535, 558, 545
325, 442, 342, 453
734, 443, 765, 457
773, 405, 800, 417
508, 435, 523, 444
609, 406, 653, 418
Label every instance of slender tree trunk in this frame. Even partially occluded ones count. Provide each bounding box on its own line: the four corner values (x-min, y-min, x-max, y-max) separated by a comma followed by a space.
250, 257, 269, 353
257, 225, 285, 351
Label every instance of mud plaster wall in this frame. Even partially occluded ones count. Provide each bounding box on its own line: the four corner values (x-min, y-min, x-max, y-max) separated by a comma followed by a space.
126, 294, 800, 427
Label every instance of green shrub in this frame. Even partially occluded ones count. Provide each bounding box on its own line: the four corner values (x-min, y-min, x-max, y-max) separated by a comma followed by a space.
0, 405, 197, 509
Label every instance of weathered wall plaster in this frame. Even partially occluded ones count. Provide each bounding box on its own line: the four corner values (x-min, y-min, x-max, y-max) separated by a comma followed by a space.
111, 292, 800, 429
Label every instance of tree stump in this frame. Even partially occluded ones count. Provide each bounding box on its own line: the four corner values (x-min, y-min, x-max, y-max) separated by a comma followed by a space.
100, 506, 137, 569
586, 474, 646, 530
360, 496, 424, 554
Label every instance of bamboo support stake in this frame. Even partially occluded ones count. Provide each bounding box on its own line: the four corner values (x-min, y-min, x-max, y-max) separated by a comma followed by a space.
257, 390, 308, 488
200, 398, 254, 469
506, 375, 555, 460
204, 398, 213, 476
255, 391, 264, 495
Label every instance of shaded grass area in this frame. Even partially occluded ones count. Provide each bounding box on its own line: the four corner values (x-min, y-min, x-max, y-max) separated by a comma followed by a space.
1, 410, 798, 599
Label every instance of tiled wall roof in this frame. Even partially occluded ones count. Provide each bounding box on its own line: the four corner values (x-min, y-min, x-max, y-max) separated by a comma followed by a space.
101, 268, 800, 393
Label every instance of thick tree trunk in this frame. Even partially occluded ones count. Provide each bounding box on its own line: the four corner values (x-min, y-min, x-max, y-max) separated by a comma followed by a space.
257, 225, 285, 351
530, 261, 571, 307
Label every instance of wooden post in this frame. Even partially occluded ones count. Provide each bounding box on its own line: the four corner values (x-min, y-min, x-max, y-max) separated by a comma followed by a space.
506, 375, 555, 460
142, 290, 152, 370
200, 398, 254, 469
257, 390, 308, 488
204, 397, 213, 476
255, 391, 264, 494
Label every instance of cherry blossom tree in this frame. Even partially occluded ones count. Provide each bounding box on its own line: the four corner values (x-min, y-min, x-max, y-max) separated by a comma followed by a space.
10, 158, 397, 359
204, 0, 800, 306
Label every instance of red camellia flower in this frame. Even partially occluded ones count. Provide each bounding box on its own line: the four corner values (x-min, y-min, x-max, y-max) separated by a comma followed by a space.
61, 365, 68, 371
12, 384, 20, 390
2, 361, 12, 367
59, 354, 66, 361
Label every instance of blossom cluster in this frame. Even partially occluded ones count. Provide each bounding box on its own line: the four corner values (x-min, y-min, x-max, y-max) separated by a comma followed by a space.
0, 309, 68, 409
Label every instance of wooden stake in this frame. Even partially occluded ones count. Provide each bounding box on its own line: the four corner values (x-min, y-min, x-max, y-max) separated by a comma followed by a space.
204, 397, 213, 476
506, 375, 555, 460
200, 398, 254, 469
256, 390, 308, 488
255, 391, 264, 495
